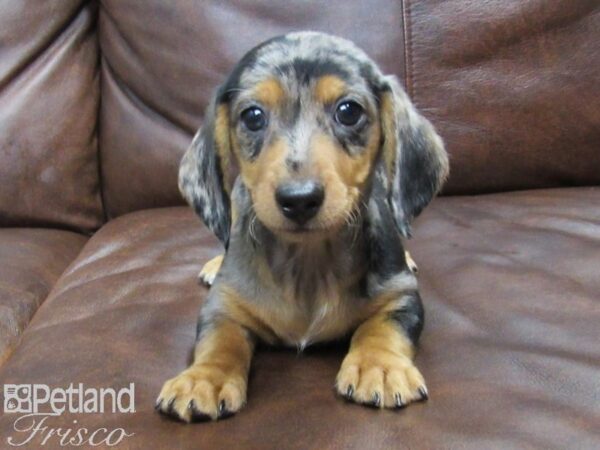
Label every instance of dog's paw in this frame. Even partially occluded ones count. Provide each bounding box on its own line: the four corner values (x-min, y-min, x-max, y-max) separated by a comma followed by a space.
156, 366, 247, 422
404, 251, 418, 275
335, 349, 428, 409
198, 254, 224, 286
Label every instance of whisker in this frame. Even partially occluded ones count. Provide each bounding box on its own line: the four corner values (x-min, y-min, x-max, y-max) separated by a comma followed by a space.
342, 205, 363, 248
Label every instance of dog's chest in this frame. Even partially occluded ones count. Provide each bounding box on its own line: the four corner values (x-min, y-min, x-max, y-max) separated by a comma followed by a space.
263, 245, 368, 348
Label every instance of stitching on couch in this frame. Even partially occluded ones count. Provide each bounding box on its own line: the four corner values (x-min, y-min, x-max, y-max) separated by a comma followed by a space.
401, 0, 413, 99
96, 3, 109, 226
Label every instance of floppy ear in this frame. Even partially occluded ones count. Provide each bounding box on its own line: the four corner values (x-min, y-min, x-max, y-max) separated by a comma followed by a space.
179, 89, 233, 246
379, 75, 449, 238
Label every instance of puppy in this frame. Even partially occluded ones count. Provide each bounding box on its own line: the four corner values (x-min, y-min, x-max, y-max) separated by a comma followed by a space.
157, 31, 448, 422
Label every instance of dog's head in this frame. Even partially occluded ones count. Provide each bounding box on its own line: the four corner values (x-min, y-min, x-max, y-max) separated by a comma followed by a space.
180, 32, 448, 245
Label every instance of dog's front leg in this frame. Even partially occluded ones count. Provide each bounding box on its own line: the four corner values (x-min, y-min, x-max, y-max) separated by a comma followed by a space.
336, 292, 428, 409
156, 319, 254, 422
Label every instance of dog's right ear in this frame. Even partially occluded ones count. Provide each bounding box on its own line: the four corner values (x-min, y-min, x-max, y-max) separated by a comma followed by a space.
179, 88, 232, 246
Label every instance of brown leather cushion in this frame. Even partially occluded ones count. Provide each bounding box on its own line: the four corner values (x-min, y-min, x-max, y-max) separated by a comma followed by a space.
1, 188, 598, 448
407, 0, 600, 194
0, 1, 104, 232
0, 229, 86, 366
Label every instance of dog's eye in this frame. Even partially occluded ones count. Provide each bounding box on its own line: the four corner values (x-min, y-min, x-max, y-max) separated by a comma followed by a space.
240, 107, 267, 132
335, 101, 364, 127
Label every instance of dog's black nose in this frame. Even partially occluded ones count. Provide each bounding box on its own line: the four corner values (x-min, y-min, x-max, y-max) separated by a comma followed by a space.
275, 181, 324, 225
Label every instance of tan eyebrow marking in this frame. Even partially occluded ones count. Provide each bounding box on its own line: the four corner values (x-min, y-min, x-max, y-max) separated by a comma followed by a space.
252, 78, 285, 108
314, 75, 347, 104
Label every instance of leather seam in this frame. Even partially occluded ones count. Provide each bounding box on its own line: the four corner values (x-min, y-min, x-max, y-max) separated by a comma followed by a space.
401, 0, 413, 98
96, 0, 109, 225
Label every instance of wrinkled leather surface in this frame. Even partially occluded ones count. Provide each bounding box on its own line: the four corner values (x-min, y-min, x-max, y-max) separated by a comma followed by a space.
0, 229, 86, 366
0, 0, 104, 232
406, 0, 600, 194
98, 0, 406, 218
1, 189, 598, 449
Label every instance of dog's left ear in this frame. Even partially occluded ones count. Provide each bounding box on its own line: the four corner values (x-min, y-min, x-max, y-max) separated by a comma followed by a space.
178, 89, 233, 246
379, 75, 449, 238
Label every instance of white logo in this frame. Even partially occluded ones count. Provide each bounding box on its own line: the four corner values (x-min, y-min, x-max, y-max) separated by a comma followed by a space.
3, 383, 136, 447
3, 383, 135, 415
4, 385, 32, 413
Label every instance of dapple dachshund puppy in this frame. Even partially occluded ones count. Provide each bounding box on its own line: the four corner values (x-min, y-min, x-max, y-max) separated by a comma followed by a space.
157, 31, 448, 422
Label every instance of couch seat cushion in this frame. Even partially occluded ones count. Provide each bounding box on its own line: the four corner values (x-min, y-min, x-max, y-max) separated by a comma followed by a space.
0, 188, 598, 449
0, 228, 87, 366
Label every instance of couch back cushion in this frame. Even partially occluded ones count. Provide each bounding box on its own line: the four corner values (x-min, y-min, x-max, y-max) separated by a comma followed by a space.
99, 0, 600, 218
406, 0, 600, 194
0, 0, 104, 232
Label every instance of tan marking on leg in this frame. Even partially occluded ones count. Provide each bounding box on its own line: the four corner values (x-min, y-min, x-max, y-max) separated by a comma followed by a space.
314, 75, 347, 104
336, 300, 427, 409
157, 319, 254, 422
198, 254, 224, 286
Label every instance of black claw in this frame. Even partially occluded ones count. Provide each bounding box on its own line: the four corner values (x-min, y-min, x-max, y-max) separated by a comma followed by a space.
418, 386, 429, 401
217, 399, 235, 419
394, 393, 405, 409
166, 397, 176, 413
345, 385, 354, 400
154, 398, 163, 411
218, 400, 235, 420
156, 398, 179, 420
372, 392, 381, 408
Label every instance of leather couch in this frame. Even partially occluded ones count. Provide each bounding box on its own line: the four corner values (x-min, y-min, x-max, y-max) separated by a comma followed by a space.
1, 1, 599, 448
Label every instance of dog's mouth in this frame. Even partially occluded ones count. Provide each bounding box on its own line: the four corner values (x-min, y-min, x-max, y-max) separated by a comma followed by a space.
272, 223, 325, 235
266, 221, 332, 241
